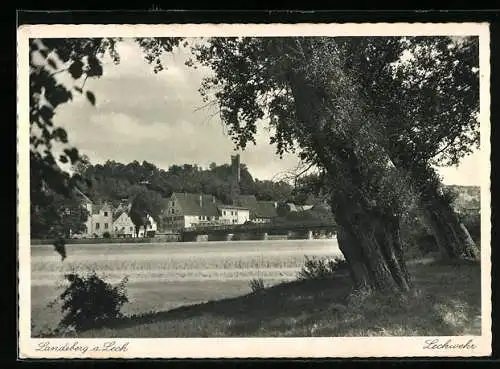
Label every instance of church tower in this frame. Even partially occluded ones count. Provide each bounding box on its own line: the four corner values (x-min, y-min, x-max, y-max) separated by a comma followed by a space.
230, 154, 241, 205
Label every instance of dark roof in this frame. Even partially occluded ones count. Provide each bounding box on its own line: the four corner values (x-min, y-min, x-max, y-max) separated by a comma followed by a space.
217, 204, 249, 211
254, 201, 278, 219
92, 205, 103, 215
74, 188, 93, 204
113, 210, 125, 222
92, 203, 112, 215
235, 195, 258, 209
235, 195, 277, 219
115, 202, 132, 214
172, 192, 220, 217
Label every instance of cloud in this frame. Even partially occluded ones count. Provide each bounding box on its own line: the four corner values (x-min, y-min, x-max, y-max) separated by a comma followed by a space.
50, 38, 480, 185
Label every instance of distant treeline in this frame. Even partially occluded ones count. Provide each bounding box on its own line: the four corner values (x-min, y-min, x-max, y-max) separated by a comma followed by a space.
74, 158, 317, 208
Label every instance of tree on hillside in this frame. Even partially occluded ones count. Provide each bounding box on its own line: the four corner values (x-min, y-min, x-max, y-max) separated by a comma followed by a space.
336, 36, 480, 260
253, 179, 293, 202
188, 37, 414, 292
127, 185, 164, 236
290, 173, 328, 205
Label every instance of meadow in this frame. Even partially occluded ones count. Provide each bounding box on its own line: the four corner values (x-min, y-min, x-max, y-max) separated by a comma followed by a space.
31, 239, 342, 336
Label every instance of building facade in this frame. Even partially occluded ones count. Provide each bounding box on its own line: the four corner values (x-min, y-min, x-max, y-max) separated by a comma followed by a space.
234, 195, 278, 223
218, 204, 250, 225
113, 211, 136, 238
161, 192, 253, 231
88, 203, 114, 237
162, 192, 221, 231
137, 214, 158, 237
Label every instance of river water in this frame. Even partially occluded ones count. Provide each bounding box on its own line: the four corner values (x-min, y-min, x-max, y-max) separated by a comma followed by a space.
31, 239, 342, 286
30, 239, 342, 334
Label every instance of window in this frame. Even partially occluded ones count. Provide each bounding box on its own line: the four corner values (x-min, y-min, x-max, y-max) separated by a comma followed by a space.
171, 209, 175, 214
235, 211, 238, 216
223, 211, 226, 216
199, 216, 202, 220
104, 223, 108, 229
96, 222, 100, 229
104, 211, 108, 216
171, 201, 175, 207
130, 227, 133, 231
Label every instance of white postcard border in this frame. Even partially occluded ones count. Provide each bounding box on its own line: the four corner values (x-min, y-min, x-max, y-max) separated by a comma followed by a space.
17, 22, 492, 359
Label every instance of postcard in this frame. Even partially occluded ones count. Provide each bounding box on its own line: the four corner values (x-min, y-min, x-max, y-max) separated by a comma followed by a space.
18, 22, 491, 358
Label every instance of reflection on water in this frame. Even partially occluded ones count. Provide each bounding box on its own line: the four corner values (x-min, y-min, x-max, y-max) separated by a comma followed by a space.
31, 239, 341, 286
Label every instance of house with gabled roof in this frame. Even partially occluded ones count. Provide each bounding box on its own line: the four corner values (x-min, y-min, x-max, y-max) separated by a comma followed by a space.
161, 192, 252, 231
235, 195, 278, 223
162, 192, 221, 230
217, 202, 250, 225
112, 210, 136, 238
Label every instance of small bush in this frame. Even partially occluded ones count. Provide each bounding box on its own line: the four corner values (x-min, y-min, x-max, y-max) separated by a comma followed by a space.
57, 271, 129, 331
249, 278, 265, 293
102, 231, 111, 239
297, 256, 348, 280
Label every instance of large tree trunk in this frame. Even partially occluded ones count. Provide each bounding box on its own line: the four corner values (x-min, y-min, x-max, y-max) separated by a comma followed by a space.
402, 160, 480, 261
335, 203, 412, 293
420, 192, 479, 260
286, 65, 412, 293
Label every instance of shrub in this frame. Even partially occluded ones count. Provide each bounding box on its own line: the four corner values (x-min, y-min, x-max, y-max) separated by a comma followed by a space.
57, 271, 129, 331
249, 277, 265, 293
297, 256, 348, 280
102, 231, 111, 239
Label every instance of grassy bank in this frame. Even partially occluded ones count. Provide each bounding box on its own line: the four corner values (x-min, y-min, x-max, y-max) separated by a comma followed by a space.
43, 260, 481, 338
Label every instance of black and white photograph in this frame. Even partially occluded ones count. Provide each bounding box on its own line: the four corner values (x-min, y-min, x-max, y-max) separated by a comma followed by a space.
17, 23, 491, 358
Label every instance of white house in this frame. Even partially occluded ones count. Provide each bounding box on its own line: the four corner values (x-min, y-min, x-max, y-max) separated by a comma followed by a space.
137, 214, 158, 237
235, 195, 278, 223
217, 204, 250, 225
112, 210, 136, 238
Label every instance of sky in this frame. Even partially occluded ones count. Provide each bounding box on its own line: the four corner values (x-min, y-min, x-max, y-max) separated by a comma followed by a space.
53, 38, 482, 185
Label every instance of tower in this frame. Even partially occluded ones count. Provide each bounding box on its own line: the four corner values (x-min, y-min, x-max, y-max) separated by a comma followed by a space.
230, 154, 241, 204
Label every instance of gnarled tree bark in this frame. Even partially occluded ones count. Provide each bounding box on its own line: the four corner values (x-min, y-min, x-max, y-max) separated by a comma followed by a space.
394, 157, 480, 261
286, 67, 412, 293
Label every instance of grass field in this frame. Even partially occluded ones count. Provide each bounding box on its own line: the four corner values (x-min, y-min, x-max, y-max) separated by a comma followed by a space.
30, 241, 481, 338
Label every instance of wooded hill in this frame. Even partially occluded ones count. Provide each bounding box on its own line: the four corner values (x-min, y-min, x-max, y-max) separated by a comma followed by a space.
73, 159, 311, 218
75, 158, 480, 217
